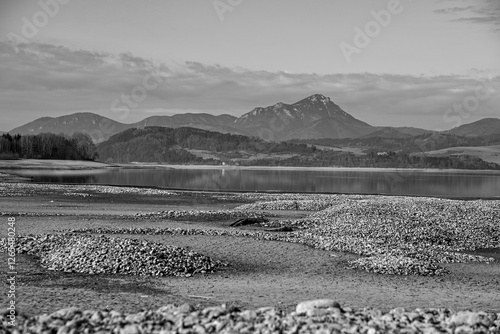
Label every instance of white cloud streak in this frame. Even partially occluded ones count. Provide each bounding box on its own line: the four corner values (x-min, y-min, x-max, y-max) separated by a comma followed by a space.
434, 0, 500, 31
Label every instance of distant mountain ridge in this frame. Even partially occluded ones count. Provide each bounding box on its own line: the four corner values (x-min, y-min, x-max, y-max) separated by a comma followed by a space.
9, 112, 243, 143
8, 94, 498, 143
447, 118, 500, 137
8, 113, 131, 143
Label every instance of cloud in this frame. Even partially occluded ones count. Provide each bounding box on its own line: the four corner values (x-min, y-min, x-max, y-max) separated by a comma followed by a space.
434, 0, 500, 31
0, 42, 498, 132
434, 6, 474, 14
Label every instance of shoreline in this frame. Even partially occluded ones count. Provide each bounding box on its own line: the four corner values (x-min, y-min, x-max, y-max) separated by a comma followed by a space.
0, 178, 498, 201
1, 159, 500, 174
160, 164, 500, 174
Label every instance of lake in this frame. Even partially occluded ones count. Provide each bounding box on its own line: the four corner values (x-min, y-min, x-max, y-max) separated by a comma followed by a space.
5, 166, 500, 198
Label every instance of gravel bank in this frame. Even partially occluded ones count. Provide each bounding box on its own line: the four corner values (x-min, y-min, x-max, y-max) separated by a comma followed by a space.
236, 195, 500, 276
0, 182, 178, 197
2, 302, 500, 333
135, 209, 275, 221
11, 234, 227, 277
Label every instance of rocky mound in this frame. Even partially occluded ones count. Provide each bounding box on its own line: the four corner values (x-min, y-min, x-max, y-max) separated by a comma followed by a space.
0, 182, 177, 197
236, 199, 337, 211
2, 301, 499, 333
347, 255, 449, 276
296, 197, 499, 275
135, 209, 273, 221
14, 234, 226, 277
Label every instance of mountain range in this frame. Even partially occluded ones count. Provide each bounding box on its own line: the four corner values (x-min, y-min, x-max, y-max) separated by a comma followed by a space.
8, 94, 499, 142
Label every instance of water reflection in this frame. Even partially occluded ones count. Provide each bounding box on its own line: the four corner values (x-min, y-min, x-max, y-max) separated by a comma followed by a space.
4, 168, 500, 198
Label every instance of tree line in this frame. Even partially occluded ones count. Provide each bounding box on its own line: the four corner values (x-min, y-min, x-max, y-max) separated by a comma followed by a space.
0, 132, 98, 160
294, 132, 500, 154
242, 151, 500, 170
102, 127, 315, 154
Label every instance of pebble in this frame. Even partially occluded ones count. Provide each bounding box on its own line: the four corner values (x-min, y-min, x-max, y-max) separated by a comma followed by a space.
296, 299, 340, 315
2, 302, 499, 334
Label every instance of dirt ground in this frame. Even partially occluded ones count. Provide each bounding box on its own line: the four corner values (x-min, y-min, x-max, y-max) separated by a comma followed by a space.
1, 185, 500, 317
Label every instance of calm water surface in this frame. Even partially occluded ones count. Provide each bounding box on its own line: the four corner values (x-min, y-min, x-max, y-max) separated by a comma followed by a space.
6, 167, 500, 198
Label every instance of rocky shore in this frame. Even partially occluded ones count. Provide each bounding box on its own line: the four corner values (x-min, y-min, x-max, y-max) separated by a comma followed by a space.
3, 301, 500, 334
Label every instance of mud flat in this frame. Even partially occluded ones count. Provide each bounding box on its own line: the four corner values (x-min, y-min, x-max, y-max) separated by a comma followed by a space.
1, 181, 499, 331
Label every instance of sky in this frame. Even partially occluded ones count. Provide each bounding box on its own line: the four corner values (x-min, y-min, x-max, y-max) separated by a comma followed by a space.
0, 0, 499, 131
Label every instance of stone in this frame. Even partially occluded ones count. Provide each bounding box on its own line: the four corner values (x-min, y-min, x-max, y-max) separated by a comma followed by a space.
177, 303, 194, 314
454, 325, 473, 334
120, 324, 141, 334
52, 307, 81, 319
448, 312, 481, 327
56, 326, 71, 334
296, 299, 340, 315
306, 308, 329, 317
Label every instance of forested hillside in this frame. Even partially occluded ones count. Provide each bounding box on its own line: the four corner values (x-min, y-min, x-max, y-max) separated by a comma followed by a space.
293, 132, 500, 154
97, 127, 315, 163
96, 126, 500, 169
0, 132, 98, 160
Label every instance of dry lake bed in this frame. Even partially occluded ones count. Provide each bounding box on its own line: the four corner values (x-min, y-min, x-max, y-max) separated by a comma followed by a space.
1, 175, 500, 332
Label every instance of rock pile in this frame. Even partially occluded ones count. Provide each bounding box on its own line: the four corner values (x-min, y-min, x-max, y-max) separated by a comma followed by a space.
236, 199, 337, 211
347, 255, 449, 276
63, 226, 273, 239
299, 197, 499, 274
2, 302, 500, 333
134, 209, 273, 221
13, 234, 226, 277
0, 182, 177, 197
